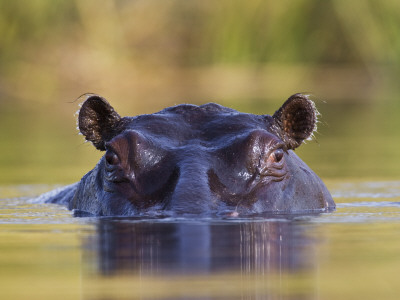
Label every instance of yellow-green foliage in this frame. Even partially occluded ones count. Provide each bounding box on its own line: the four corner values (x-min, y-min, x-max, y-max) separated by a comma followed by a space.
1, 0, 400, 67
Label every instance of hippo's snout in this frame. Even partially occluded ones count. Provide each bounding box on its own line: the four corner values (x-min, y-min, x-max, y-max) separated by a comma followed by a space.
166, 155, 215, 214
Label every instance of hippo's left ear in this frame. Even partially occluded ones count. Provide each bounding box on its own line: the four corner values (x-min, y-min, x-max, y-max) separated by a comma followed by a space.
78, 94, 122, 151
272, 93, 318, 150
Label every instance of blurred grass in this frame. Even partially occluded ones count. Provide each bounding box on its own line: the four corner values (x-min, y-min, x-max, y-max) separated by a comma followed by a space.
1, 0, 400, 105
0, 0, 400, 184
2, 0, 400, 66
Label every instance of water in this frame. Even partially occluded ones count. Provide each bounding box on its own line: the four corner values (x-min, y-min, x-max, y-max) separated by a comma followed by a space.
1, 181, 400, 299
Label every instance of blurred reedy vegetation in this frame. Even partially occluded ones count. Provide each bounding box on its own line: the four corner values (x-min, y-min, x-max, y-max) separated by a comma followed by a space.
1, 0, 400, 109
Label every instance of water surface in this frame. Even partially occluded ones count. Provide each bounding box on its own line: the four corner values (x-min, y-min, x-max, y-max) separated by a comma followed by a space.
1, 181, 400, 299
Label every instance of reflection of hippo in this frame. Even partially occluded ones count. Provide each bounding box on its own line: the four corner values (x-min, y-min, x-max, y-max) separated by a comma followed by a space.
45, 93, 335, 216
85, 219, 316, 275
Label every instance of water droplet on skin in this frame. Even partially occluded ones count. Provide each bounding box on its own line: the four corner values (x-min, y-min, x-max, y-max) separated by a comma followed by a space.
228, 211, 239, 217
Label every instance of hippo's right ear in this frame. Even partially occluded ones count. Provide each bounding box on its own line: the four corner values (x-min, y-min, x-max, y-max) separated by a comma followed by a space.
272, 93, 318, 150
78, 94, 121, 151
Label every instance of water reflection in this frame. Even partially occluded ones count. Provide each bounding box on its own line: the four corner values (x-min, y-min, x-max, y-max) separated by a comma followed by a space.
84, 218, 316, 276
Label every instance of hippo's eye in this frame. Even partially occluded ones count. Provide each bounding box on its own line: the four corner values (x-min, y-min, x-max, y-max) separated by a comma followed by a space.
105, 151, 119, 166
266, 148, 285, 165
257, 147, 287, 177
272, 148, 284, 162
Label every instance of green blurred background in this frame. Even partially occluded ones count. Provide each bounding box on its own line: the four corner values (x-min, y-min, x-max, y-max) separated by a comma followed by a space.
0, 0, 399, 184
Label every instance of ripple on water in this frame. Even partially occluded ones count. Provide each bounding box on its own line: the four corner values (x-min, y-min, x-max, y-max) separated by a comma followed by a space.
0, 185, 79, 225
316, 181, 400, 223
331, 181, 400, 199
1, 182, 400, 224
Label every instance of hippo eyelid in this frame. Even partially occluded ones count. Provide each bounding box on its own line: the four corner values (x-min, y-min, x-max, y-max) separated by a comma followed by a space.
265, 141, 287, 157
257, 141, 287, 175
104, 143, 120, 157
104, 142, 116, 152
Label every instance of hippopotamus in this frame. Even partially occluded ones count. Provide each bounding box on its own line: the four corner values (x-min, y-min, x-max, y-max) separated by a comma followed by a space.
44, 93, 335, 216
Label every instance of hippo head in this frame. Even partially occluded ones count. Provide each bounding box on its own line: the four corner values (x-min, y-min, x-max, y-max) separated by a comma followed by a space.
70, 93, 335, 216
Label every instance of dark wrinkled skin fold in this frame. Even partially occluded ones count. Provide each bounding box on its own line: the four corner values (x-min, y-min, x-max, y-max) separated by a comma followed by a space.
41, 93, 335, 217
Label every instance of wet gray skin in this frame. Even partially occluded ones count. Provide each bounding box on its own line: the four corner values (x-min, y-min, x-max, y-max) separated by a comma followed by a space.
44, 93, 335, 217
